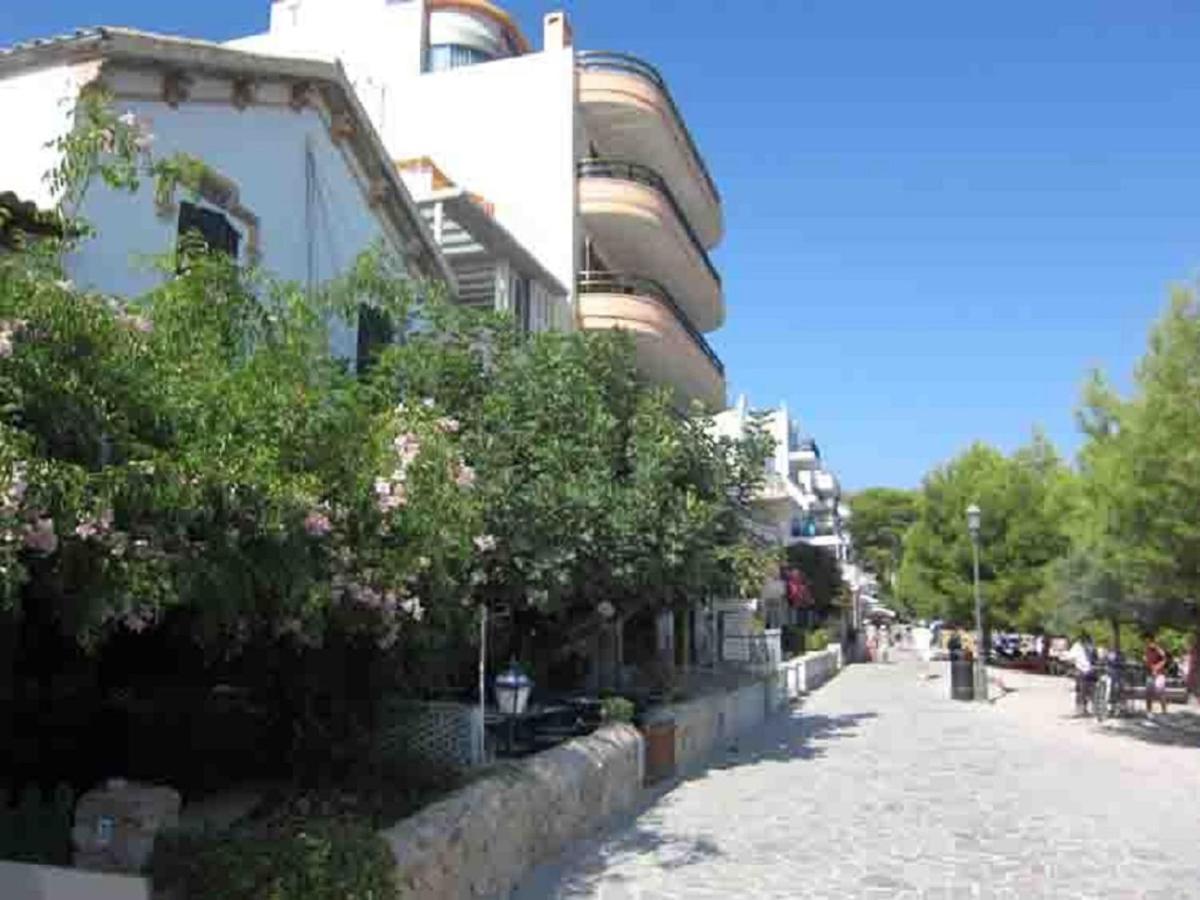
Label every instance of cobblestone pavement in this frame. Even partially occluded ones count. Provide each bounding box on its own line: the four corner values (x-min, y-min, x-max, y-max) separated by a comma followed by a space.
513, 659, 1200, 899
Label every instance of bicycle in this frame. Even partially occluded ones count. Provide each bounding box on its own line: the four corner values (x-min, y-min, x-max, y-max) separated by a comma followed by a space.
1093, 659, 1132, 721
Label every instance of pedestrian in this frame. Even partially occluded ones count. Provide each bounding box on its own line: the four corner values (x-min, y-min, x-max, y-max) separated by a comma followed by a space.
1143, 634, 1169, 715
1068, 634, 1095, 715
1187, 633, 1199, 703
947, 629, 963, 662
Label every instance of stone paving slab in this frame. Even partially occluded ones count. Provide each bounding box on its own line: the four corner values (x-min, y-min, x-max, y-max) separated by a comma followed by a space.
512, 660, 1200, 899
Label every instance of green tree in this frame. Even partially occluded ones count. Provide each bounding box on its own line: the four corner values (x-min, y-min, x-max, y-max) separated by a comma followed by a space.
1075, 287, 1200, 636
897, 437, 1072, 630
846, 487, 918, 606
380, 299, 775, 662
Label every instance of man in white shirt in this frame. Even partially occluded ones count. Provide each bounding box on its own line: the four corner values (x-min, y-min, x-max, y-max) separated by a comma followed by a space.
1068, 635, 1095, 715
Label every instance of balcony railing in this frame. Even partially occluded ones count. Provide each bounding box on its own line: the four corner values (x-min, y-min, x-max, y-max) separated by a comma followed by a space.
578, 270, 724, 376
576, 51, 721, 204
577, 158, 720, 287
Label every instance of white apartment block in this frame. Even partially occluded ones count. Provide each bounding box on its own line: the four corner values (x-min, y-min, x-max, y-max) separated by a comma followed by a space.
714, 396, 853, 564
232, 0, 727, 409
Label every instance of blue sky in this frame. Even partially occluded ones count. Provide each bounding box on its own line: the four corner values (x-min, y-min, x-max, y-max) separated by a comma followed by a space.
5, 1, 1199, 490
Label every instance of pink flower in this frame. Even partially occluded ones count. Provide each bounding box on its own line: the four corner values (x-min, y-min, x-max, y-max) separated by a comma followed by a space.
455, 464, 476, 489
473, 534, 497, 553
23, 518, 58, 555
119, 313, 154, 334
304, 511, 332, 537
377, 482, 407, 514
436, 417, 461, 434
122, 609, 154, 634
0, 320, 24, 359
393, 433, 420, 467
74, 508, 113, 541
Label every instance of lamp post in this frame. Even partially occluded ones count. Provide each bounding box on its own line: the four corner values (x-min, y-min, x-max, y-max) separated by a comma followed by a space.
966, 503, 987, 702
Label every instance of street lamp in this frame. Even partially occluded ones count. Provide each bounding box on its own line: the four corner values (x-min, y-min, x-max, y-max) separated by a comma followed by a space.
966, 504, 987, 702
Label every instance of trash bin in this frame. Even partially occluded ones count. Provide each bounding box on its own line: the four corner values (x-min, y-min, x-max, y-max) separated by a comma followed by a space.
950, 659, 975, 701
642, 717, 676, 784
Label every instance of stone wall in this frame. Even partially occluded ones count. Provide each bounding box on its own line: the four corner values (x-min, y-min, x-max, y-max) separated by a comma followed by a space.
669, 681, 772, 774
380, 723, 643, 899
0, 861, 148, 900
778, 644, 843, 701
674, 646, 844, 774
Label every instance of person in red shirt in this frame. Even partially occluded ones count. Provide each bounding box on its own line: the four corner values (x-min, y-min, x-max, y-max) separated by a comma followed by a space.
1144, 636, 1169, 715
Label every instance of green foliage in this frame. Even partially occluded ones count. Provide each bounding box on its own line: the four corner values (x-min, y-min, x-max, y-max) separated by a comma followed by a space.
601, 696, 636, 723
0, 234, 482, 648
897, 437, 1073, 630
1074, 288, 1200, 630
806, 627, 831, 651
784, 542, 844, 610
0, 784, 74, 865
151, 816, 398, 900
382, 298, 773, 637
847, 487, 918, 604
3, 88, 776, 683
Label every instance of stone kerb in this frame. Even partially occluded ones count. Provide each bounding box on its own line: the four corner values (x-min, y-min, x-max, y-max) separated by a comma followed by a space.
381, 723, 643, 899
0, 861, 149, 900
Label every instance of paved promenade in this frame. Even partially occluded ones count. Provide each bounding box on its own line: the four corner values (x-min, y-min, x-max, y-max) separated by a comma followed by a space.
514, 659, 1200, 899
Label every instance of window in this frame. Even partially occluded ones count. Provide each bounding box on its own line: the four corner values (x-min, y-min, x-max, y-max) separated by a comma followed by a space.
426, 43, 495, 72
177, 201, 240, 260
512, 274, 531, 335
356, 305, 394, 376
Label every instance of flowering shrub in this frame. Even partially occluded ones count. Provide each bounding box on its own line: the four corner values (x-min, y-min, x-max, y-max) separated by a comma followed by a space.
0, 242, 482, 650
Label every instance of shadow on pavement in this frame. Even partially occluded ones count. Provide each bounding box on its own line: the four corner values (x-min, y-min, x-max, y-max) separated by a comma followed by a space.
1106, 712, 1200, 748
705, 707, 878, 770
512, 704, 876, 897
511, 802, 725, 897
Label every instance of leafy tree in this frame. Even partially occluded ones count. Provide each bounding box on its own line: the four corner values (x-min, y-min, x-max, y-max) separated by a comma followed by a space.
379, 299, 775, 665
897, 437, 1072, 630
784, 542, 844, 612
846, 487, 918, 605
1074, 288, 1200, 635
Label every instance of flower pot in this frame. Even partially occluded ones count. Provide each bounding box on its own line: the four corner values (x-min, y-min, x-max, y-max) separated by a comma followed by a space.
642, 719, 676, 784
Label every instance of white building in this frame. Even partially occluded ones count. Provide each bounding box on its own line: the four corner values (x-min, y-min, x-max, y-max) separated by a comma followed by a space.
397, 157, 569, 333
0, 27, 450, 361
713, 395, 853, 564
231, 1, 727, 409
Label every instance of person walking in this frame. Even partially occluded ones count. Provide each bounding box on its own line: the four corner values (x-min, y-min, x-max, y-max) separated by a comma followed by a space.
1068, 634, 1096, 715
1144, 635, 1169, 715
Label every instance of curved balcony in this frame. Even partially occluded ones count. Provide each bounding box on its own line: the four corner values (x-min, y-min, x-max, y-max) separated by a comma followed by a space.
578, 271, 725, 410
577, 51, 722, 249
578, 159, 723, 332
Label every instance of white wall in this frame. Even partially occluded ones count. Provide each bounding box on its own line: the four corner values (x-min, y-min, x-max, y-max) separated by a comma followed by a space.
40, 73, 408, 360
0, 62, 96, 208
232, 6, 577, 322
381, 51, 578, 315
232, 0, 428, 128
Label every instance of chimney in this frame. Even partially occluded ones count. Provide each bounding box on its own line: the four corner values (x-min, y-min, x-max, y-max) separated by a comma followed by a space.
544, 11, 573, 50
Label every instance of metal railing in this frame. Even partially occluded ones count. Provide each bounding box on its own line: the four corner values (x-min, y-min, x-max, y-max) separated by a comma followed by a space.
577, 270, 724, 376
577, 158, 721, 287
576, 51, 721, 204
